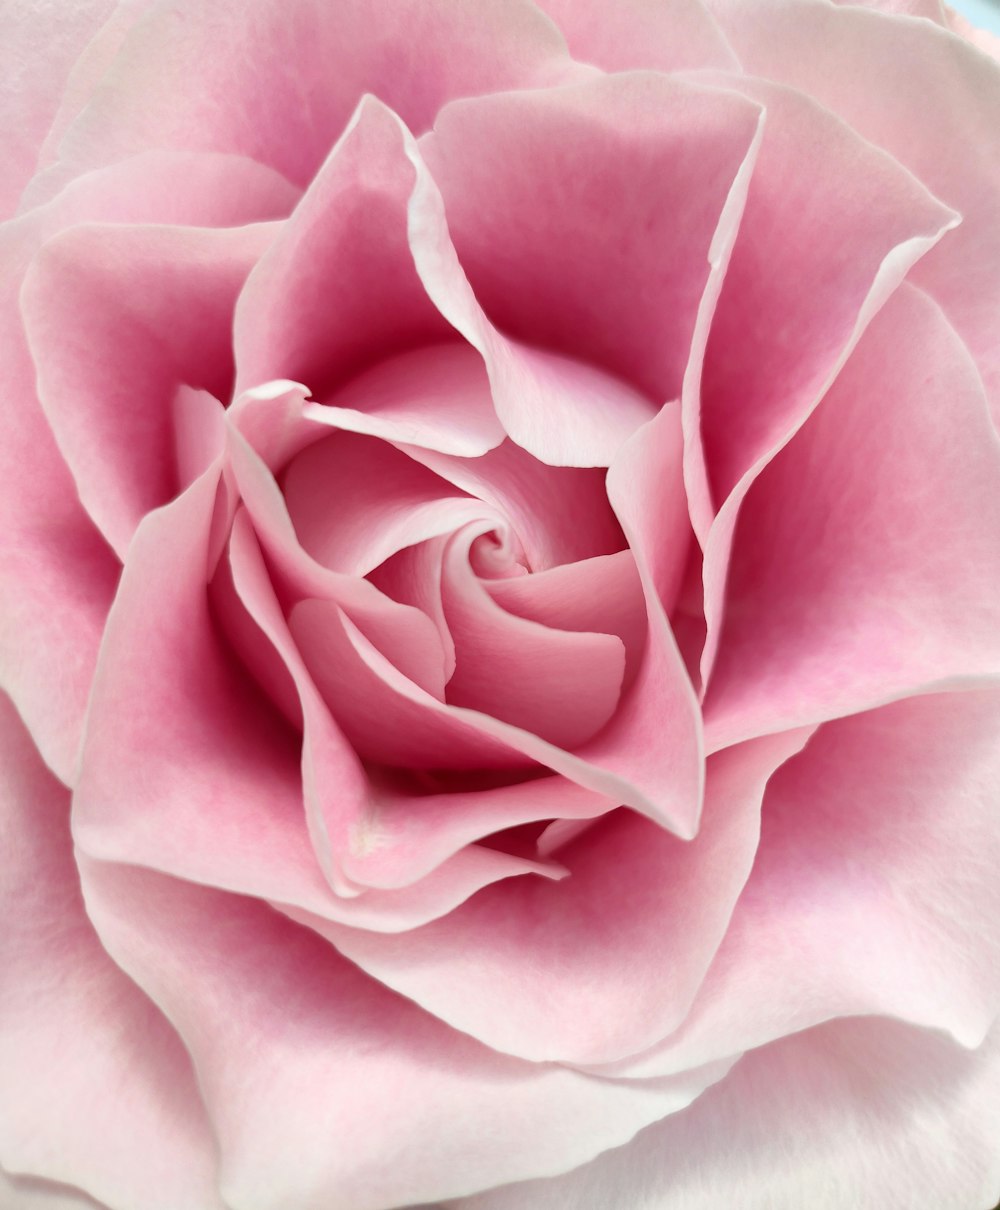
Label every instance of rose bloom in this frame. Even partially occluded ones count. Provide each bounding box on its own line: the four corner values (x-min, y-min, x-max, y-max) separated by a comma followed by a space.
2, 0, 1000, 1207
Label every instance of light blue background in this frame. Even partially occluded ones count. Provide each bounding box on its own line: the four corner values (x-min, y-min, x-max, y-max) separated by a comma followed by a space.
950, 0, 1000, 35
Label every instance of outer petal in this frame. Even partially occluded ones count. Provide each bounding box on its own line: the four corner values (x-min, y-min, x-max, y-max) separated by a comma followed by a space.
419, 72, 763, 464
26, 0, 579, 205
599, 688, 1000, 1081
536, 0, 739, 71
0, 152, 296, 783
22, 220, 278, 557
0, 694, 222, 1209
79, 857, 736, 1210
704, 284, 1000, 748
310, 727, 812, 1067
0, 0, 114, 218
706, 0, 1000, 423
455, 1019, 1000, 1210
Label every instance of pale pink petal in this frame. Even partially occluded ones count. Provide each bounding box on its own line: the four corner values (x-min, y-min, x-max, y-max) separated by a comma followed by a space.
486, 550, 648, 673
0, 0, 114, 218
404, 438, 623, 569
706, 0, 1000, 421
234, 98, 503, 456
226, 388, 450, 696
441, 523, 627, 749
345, 773, 613, 891
536, 0, 739, 72
418, 72, 762, 464
0, 694, 222, 1209
600, 690, 1000, 1081
71, 471, 338, 902
22, 221, 276, 557
694, 72, 957, 510
303, 343, 504, 457
586, 402, 703, 841
306, 727, 811, 1067
1, 1168, 105, 1210
27, 0, 576, 206
457, 1019, 1000, 1210
283, 431, 490, 580
79, 858, 736, 1210
234, 98, 450, 391
226, 508, 564, 922
0, 152, 294, 782
704, 285, 1000, 749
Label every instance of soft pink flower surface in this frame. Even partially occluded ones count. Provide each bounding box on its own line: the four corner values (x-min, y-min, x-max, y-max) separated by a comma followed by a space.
2, 1, 1000, 1207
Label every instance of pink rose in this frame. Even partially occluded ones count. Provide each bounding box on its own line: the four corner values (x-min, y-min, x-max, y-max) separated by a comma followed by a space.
3, 1, 1000, 1207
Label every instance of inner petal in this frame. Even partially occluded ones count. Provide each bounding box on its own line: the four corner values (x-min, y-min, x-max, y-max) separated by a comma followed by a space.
441, 522, 627, 750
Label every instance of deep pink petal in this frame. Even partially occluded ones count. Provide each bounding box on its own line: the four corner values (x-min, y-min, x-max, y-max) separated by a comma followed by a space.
79, 858, 735, 1210
23, 220, 277, 556
704, 285, 1000, 749
457, 1019, 1000, 1210
0, 694, 222, 1209
0, 152, 295, 782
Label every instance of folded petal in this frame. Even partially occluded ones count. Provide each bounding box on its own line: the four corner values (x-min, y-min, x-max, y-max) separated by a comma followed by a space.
706, 0, 1000, 422
79, 858, 736, 1210
442, 523, 627, 749
419, 72, 763, 464
704, 284, 1000, 748
603, 688, 1000, 1081
457, 1019, 1000, 1210
28, 0, 576, 205
316, 727, 811, 1067
536, 0, 739, 72
0, 0, 113, 218
695, 72, 957, 511
0, 694, 222, 1209
0, 152, 295, 782
23, 220, 277, 556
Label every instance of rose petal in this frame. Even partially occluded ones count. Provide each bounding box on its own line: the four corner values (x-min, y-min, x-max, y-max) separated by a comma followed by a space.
537, 0, 739, 72
456, 1019, 1000, 1210
305, 726, 811, 1067
22, 220, 277, 556
706, 0, 1000, 422
600, 689, 1000, 1081
0, 152, 296, 782
79, 857, 736, 1210
694, 71, 958, 510
0, 694, 222, 1209
303, 343, 505, 457
282, 430, 491, 581
441, 523, 627, 749
403, 438, 623, 570
26, 0, 577, 206
0, 0, 113, 218
704, 284, 1000, 749
418, 72, 763, 464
